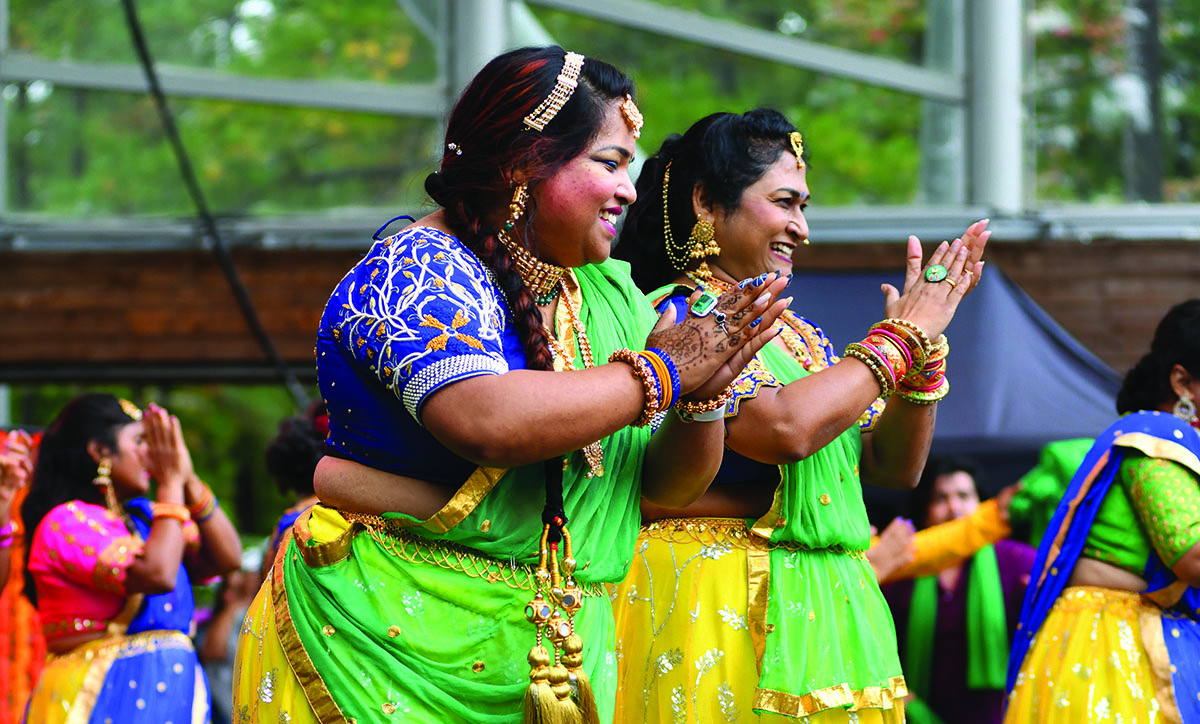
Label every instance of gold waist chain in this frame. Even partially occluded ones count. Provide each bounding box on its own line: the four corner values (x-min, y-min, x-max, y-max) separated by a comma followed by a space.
338, 510, 608, 596
642, 517, 868, 560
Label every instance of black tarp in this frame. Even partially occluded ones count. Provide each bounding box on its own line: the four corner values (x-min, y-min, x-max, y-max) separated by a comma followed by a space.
787, 266, 1121, 516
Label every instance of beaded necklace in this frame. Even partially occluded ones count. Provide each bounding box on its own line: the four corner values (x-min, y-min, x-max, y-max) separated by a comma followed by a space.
545, 273, 605, 478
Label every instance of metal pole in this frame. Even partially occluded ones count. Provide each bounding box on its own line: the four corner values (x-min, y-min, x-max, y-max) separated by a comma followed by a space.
919, 0, 965, 204
968, 0, 1024, 214
0, 0, 9, 216
449, 0, 507, 102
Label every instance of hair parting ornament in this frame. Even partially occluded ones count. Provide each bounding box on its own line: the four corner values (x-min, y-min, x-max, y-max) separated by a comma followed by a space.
789, 131, 805, 170
119, 399, 142, 421
523, 52, 585, 132
620, 94, 643, 139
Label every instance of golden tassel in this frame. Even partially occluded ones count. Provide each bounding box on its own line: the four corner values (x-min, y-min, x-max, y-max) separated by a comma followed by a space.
521, 643, 560, 724
560, 633, 599, 724
522, 517, 596, 723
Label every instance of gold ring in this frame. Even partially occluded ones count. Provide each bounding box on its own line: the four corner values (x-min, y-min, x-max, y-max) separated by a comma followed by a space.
945, 278, 958, 289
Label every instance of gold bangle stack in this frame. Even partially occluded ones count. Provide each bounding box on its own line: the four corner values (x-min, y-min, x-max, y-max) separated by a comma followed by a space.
898, 334, 950, 404
878, 319, 931, 372
844, 342, 897, 397
152, 502, 191, 523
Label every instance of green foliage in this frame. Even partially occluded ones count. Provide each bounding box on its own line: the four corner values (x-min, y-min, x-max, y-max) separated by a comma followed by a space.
8, 0, 438, 216
1031, 0, 1200, 202
532, 2, 924, 205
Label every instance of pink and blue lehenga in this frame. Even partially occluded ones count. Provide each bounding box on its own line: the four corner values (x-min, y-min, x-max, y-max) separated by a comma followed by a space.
24, 497, 210, 724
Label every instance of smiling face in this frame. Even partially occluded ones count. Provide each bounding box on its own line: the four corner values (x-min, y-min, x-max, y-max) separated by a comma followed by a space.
105, 421, 151, 500
706, 150, 808, 282
527, 100, 638, 268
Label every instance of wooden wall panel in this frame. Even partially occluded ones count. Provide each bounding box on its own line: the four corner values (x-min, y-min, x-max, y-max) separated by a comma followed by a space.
1, 240, 1197, 380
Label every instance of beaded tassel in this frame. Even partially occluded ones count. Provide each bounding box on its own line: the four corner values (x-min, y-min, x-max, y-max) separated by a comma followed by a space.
522, 522, 597, 724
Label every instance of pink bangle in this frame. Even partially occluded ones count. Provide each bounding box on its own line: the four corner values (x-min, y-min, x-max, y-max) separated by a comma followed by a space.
0, 521, 13, 537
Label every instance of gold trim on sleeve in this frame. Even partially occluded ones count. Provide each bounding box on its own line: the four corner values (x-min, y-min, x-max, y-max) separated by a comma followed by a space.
1116, 432, 1200, 477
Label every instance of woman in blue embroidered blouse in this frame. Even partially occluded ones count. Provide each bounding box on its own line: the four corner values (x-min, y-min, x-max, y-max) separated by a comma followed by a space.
233, 47, 787, 724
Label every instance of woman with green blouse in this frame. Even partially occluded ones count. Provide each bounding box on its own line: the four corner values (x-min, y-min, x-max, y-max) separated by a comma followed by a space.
1006, 299, 1200, 723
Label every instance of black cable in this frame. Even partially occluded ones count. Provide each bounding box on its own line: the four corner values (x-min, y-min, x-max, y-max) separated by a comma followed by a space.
120, 0, 310, 411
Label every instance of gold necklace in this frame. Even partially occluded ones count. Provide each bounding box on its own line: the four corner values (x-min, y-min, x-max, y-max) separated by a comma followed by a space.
546, 276, 605, 478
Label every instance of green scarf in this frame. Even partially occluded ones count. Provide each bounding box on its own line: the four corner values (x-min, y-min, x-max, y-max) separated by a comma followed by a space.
904, 545, 1008, 719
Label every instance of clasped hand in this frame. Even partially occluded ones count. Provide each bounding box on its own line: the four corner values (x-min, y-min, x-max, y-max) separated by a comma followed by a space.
645, 272, 791, 401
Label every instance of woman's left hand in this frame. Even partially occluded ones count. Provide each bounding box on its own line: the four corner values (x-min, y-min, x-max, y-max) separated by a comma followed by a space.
0, 431, 33, 521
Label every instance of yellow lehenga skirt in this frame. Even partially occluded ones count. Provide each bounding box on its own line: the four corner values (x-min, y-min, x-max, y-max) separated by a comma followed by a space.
612, 518, 903, 724
1004, 586, 1165, 723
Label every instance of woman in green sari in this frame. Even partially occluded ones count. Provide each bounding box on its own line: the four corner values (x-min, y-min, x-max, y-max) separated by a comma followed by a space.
611, 108, 987, 722
232, 47, 787, 724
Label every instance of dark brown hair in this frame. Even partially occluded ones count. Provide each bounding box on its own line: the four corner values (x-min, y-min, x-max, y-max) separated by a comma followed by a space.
425, 46, 635, 371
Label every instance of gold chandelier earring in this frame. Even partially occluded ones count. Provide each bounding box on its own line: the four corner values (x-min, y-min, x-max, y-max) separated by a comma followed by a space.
688, 215, 720, 260
92, 457, 124, 518
92, 458, 112, 487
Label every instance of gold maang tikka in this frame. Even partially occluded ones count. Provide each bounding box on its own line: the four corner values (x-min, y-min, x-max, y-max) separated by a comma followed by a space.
789, 131, 805, 170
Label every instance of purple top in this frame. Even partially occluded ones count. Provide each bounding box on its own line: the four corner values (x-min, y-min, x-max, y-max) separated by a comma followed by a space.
882, 538, 1036, 724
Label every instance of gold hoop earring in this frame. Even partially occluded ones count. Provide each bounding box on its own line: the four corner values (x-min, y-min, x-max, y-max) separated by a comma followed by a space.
688, 216, 720, 260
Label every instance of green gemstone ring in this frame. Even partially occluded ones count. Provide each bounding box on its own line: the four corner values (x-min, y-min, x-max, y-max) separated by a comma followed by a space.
690, 289, 720, 317
924, 264, 949, 283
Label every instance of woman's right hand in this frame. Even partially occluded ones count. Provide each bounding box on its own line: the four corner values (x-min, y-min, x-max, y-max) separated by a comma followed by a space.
143, 404, 189, 494
645, 273, 790, 396
881, 219, 989, 341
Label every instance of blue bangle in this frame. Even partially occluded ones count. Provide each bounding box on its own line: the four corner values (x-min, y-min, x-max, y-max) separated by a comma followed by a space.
646, 347, 681, 408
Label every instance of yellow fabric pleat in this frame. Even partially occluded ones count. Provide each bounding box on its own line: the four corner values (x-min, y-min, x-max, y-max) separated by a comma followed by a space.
613, 520, 904, 723
1004, 586, 1163, 724
232, 579, 322, 724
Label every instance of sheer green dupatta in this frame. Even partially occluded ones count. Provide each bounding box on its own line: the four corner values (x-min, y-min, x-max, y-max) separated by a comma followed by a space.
271, 258, 658, 724
746, 343, 906, 717
903, 545, 1007, 724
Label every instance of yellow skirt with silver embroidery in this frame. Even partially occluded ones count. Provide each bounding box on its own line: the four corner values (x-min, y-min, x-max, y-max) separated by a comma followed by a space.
1004, 586, 1161, 723
612, 518, 904, 723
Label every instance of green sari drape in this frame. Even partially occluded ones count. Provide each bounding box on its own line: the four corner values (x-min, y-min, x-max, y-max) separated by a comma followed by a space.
276, 258, 659, 724
747, 342, 906, 716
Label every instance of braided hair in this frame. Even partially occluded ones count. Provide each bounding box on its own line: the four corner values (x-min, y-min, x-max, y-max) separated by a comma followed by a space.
1116, 299, 1200, 414
616, 108, 800, 293
425, 46, 635, 372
